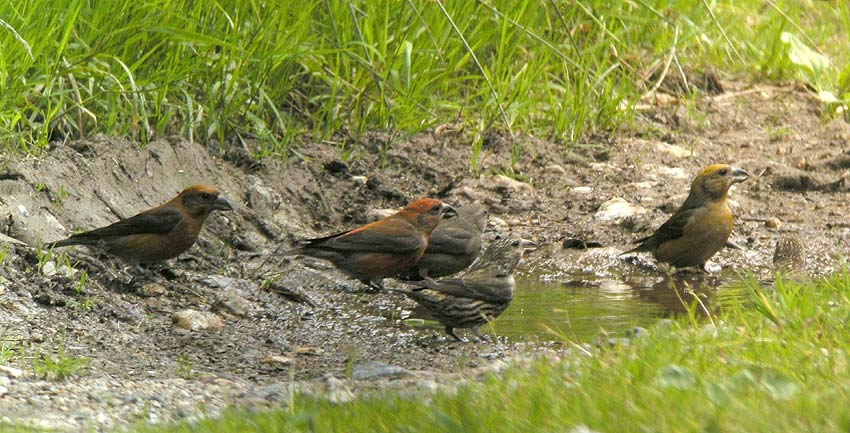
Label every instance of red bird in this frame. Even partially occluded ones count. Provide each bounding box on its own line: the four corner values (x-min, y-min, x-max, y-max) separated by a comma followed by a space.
47, 185, 233, 263
288, 198, 457, 290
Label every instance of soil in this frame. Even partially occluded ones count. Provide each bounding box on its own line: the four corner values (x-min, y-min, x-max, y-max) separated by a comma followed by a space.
1, 81, 850, 431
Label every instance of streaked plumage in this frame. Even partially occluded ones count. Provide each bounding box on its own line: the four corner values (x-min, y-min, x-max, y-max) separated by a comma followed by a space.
393, 236, 537, 341
773, 236, 806, 278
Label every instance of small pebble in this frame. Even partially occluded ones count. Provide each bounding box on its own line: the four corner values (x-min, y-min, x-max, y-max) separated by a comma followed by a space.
765, 217, 781, 229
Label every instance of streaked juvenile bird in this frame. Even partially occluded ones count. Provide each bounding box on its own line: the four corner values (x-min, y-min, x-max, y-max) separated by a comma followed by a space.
773, 235, 806, 279
392, 236, 538, 342
623, 164, 749, 270
288, 198, 457, 290
47, 185, 233, 263
399, 203, 487, 280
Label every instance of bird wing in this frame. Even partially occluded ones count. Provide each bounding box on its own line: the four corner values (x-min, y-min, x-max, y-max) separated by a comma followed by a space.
633, 193, 703, 248
426, 226, 474, 254
72, 207, 184, 238
304, 218, 422, 254
411, 276, 512, 303
647, 207, 695, 243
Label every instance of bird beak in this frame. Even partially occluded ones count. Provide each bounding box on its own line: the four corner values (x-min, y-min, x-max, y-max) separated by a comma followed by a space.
213, 196, 234, 211
441, 204, 458, 219
731, 167, 750, 184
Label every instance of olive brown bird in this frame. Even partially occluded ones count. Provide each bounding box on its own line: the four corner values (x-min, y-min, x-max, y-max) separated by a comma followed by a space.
391, 236, 537, 342
288, 198, 457, 290
399, 202, 487, 280
47, 185, 233, 263
623, 164, 749, 270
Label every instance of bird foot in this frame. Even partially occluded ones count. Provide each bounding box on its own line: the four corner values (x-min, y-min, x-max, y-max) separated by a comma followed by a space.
157, 265, 180, 281
365, 281, 386, 293
445, 328, 467, 343
471, 328, 490, 343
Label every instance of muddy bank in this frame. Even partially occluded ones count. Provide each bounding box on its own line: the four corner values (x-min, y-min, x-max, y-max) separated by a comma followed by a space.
0, 83, 849, 430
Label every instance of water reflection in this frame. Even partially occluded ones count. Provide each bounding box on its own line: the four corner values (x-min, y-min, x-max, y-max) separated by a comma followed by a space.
494, 271, 746, 341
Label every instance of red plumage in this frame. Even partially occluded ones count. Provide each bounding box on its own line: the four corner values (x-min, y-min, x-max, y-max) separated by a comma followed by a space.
289, 198, 457, 289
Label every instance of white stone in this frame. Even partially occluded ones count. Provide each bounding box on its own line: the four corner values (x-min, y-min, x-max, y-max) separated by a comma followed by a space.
366, 208, 398, 221
655, 142, 695, 158
657, 166, 687, 179
594, 197, 647, 222
489, 175, 532, 192
172, 309, 224, 332
0, 365, 23, 378
544, 164, 567, 176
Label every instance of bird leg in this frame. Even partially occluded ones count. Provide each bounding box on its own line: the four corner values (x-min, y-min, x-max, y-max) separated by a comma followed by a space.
366, 280, 385, 293
471, 327, 489, 342
125, 264, 157, 290
155, 264, 180, 281
445, 327, 466, 343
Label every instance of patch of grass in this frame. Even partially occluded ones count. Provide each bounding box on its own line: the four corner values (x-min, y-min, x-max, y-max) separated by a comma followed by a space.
176, 354, 195, 380
0, 1, 846, 160
0, 336, 19, 365
131, 272, 850, 432
31, 342, 90, 380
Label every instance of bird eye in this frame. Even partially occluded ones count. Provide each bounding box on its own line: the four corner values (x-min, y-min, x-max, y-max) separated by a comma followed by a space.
431, 204, 441, 212
201, 192, 212, 200
719, 169, 728, 176
512, 240, 520, 246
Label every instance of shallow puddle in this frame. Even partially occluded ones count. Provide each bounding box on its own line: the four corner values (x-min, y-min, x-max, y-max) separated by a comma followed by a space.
395, 250, 759, 343
492, 269, 750, 342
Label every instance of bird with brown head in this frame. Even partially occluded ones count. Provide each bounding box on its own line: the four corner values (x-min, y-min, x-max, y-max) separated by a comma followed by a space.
47, 185, 233, 264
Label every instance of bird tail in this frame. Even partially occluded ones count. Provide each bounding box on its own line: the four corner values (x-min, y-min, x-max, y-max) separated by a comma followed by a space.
385, 286, 413, 295
282, 247, 303, 256
386, 279, 436, 295
619, 237, 650, 257
44, 237, 88, 250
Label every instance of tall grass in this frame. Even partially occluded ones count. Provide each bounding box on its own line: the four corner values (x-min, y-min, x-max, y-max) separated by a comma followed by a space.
0, 1, 846, 159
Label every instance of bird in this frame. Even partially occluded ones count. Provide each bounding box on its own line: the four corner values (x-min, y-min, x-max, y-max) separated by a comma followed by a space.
47, 185, 233, 263
623, 164, 749, 270
399, 203, 487, 280
287, 198, 457, 290
772, 235, 806, 279
391, 236, 538, 342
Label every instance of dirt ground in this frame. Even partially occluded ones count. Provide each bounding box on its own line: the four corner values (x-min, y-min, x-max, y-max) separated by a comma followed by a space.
1, 81, 850, 430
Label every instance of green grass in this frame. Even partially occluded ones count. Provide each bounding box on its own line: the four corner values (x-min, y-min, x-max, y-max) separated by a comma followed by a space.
124, 271, 850, 433
30, 342, 90, 380
0, 1, 848, 161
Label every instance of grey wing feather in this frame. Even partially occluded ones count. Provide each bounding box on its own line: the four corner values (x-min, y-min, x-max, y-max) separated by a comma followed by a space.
52, 208, 183, 247
427, 227, 474, 253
